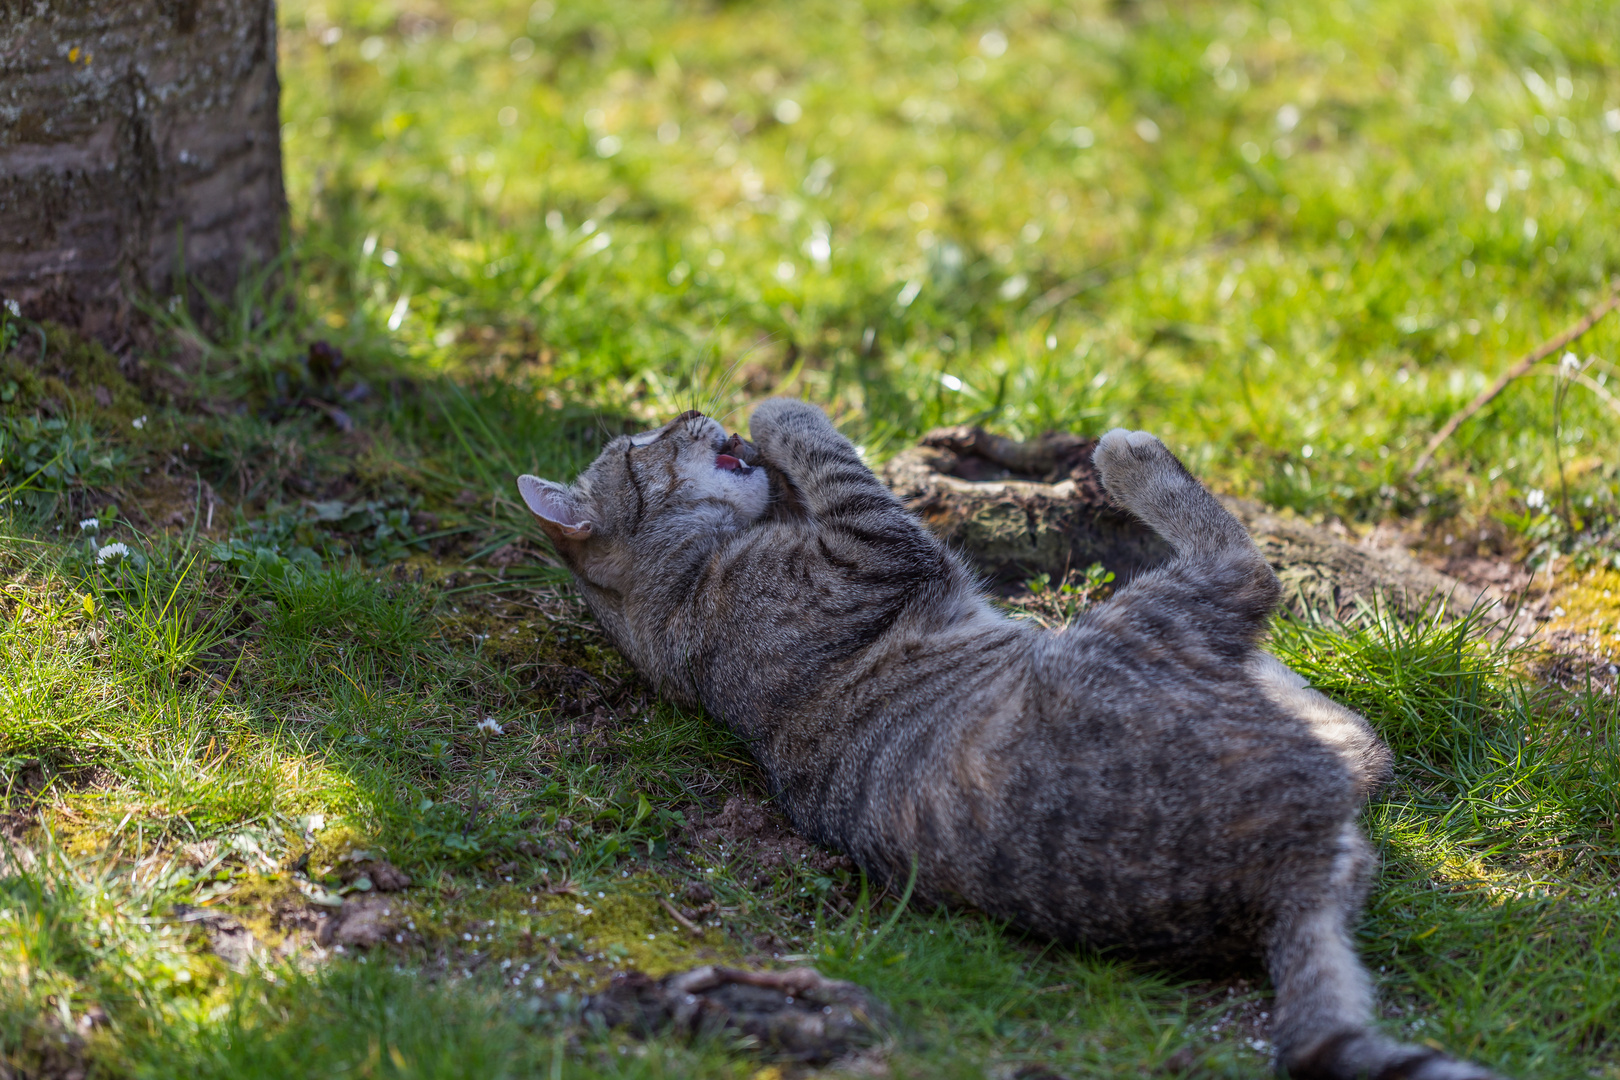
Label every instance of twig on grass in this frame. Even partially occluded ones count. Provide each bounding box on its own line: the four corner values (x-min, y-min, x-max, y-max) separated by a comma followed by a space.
1409, 283, 1620, 477
659, 896, 705, 937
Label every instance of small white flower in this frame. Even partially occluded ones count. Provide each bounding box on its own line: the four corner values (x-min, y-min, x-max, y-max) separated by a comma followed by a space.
4, 299, 19, 317
96, 542, 129, 564
79, 518, 99, 532
131, 415, 147, 430
476, 717, 504, 736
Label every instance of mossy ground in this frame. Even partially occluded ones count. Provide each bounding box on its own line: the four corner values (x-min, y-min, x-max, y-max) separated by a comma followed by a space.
4, 0, 1620, 1077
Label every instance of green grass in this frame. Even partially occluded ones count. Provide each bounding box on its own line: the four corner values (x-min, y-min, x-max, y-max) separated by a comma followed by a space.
276, 0, 1620, 526
3, 0, 1620, 1076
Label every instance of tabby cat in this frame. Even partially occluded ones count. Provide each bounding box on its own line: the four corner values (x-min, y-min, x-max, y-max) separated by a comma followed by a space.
517, 399, 1502, 1080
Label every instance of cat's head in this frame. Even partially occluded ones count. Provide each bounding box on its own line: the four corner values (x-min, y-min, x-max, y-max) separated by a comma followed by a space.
516, 409, 769, 597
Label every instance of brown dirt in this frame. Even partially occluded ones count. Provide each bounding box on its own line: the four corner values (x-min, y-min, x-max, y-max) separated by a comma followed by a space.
339, 858, 412, 892
318, 893, 410, 949
172, 903, 259, 971
686, 796, 854, 883
269, 894, 333, 955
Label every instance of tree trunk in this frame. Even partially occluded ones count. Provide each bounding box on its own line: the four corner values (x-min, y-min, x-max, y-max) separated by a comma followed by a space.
0, 0, 286, 342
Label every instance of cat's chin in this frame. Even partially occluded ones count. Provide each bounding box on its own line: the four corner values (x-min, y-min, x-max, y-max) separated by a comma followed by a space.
677, 445, 770, 522
729, 469, 771, 522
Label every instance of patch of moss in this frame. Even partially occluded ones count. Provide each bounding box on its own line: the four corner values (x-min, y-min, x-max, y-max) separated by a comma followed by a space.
0, 321, 146, 423
1548, 567, 1620, 662
57, 823, 109, 859
435, 584, 629, 681
412, 876, 744, 989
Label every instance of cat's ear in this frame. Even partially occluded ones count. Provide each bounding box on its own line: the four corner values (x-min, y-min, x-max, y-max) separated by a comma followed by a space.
517, 475, 594, 541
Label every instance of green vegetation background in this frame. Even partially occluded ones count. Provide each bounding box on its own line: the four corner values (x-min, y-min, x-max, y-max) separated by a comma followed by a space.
2, 1, 1618, 1078
283, 0, 1620, 524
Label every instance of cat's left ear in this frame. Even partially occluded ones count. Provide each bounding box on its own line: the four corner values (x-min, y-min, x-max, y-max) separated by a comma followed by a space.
517, 475, 594, 541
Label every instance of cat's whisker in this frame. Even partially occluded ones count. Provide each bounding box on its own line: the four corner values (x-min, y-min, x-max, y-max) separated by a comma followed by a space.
593, 409, 618, 447
704, 331, 783, 421
692, 314, 777, 419
686, 309, 738, 417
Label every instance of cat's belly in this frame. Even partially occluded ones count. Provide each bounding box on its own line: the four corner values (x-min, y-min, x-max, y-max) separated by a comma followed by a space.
767, 651, 1356, 959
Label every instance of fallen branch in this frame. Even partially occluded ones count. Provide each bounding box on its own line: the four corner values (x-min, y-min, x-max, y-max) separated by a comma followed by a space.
659, 896, 705, 937
1409, 284, 1620, 477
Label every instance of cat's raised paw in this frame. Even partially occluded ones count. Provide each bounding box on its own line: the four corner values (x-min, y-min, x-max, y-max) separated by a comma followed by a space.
1093, 428, 1177, 497
1096, 427, 1166, 457
747, 397, 830, 447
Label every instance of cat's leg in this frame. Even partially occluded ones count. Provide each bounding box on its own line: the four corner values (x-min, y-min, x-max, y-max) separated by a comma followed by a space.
748, 398, 925, 537
1267, 825, 1503, 1080
1092, 429, 1280, 637
1093, 429, 1261, 564
1249, 653, 1394, 802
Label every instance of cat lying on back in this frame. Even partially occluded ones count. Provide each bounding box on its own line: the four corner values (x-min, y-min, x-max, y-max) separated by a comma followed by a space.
518, 400, 1503, 1080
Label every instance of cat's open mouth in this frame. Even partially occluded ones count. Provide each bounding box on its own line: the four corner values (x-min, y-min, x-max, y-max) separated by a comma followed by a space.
715, 433, 759, 474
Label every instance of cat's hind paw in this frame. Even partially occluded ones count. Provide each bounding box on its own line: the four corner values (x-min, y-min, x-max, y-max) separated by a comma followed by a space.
1093, 428, 1183, 510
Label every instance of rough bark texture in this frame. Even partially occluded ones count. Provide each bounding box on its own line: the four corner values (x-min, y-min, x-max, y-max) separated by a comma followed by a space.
881, 425, 1465, 620
0, 0, 286, 341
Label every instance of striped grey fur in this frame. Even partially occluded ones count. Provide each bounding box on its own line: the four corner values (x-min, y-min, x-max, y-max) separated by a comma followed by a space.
518, 400, 1504, 1080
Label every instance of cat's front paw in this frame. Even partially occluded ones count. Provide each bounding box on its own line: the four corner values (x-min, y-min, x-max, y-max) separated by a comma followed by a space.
748, 398, 833, 451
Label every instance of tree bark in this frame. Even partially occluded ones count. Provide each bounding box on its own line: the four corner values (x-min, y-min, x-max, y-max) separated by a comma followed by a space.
0, 0, 286, 342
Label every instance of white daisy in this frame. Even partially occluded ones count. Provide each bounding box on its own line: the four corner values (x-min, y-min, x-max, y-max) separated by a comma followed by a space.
476, 717, 504, 736
95, 542, 129, 564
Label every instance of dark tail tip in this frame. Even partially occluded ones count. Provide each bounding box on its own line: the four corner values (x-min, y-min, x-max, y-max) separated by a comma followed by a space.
1287, 1030, 1505, 1080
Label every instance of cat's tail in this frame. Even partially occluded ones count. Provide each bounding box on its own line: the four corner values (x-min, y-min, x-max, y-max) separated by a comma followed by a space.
1092, 429, 1280, 641
1266, 824, 1505, 1080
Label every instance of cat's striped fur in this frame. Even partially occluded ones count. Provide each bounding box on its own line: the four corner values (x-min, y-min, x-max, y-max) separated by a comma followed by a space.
518, 399, 1503, 1080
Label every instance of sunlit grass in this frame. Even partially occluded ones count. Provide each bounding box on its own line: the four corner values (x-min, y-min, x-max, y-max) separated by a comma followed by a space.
279, 0, 1620, 529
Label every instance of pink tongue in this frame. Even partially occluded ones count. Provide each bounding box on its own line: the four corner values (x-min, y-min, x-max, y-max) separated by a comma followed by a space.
715, 454, 742, 471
